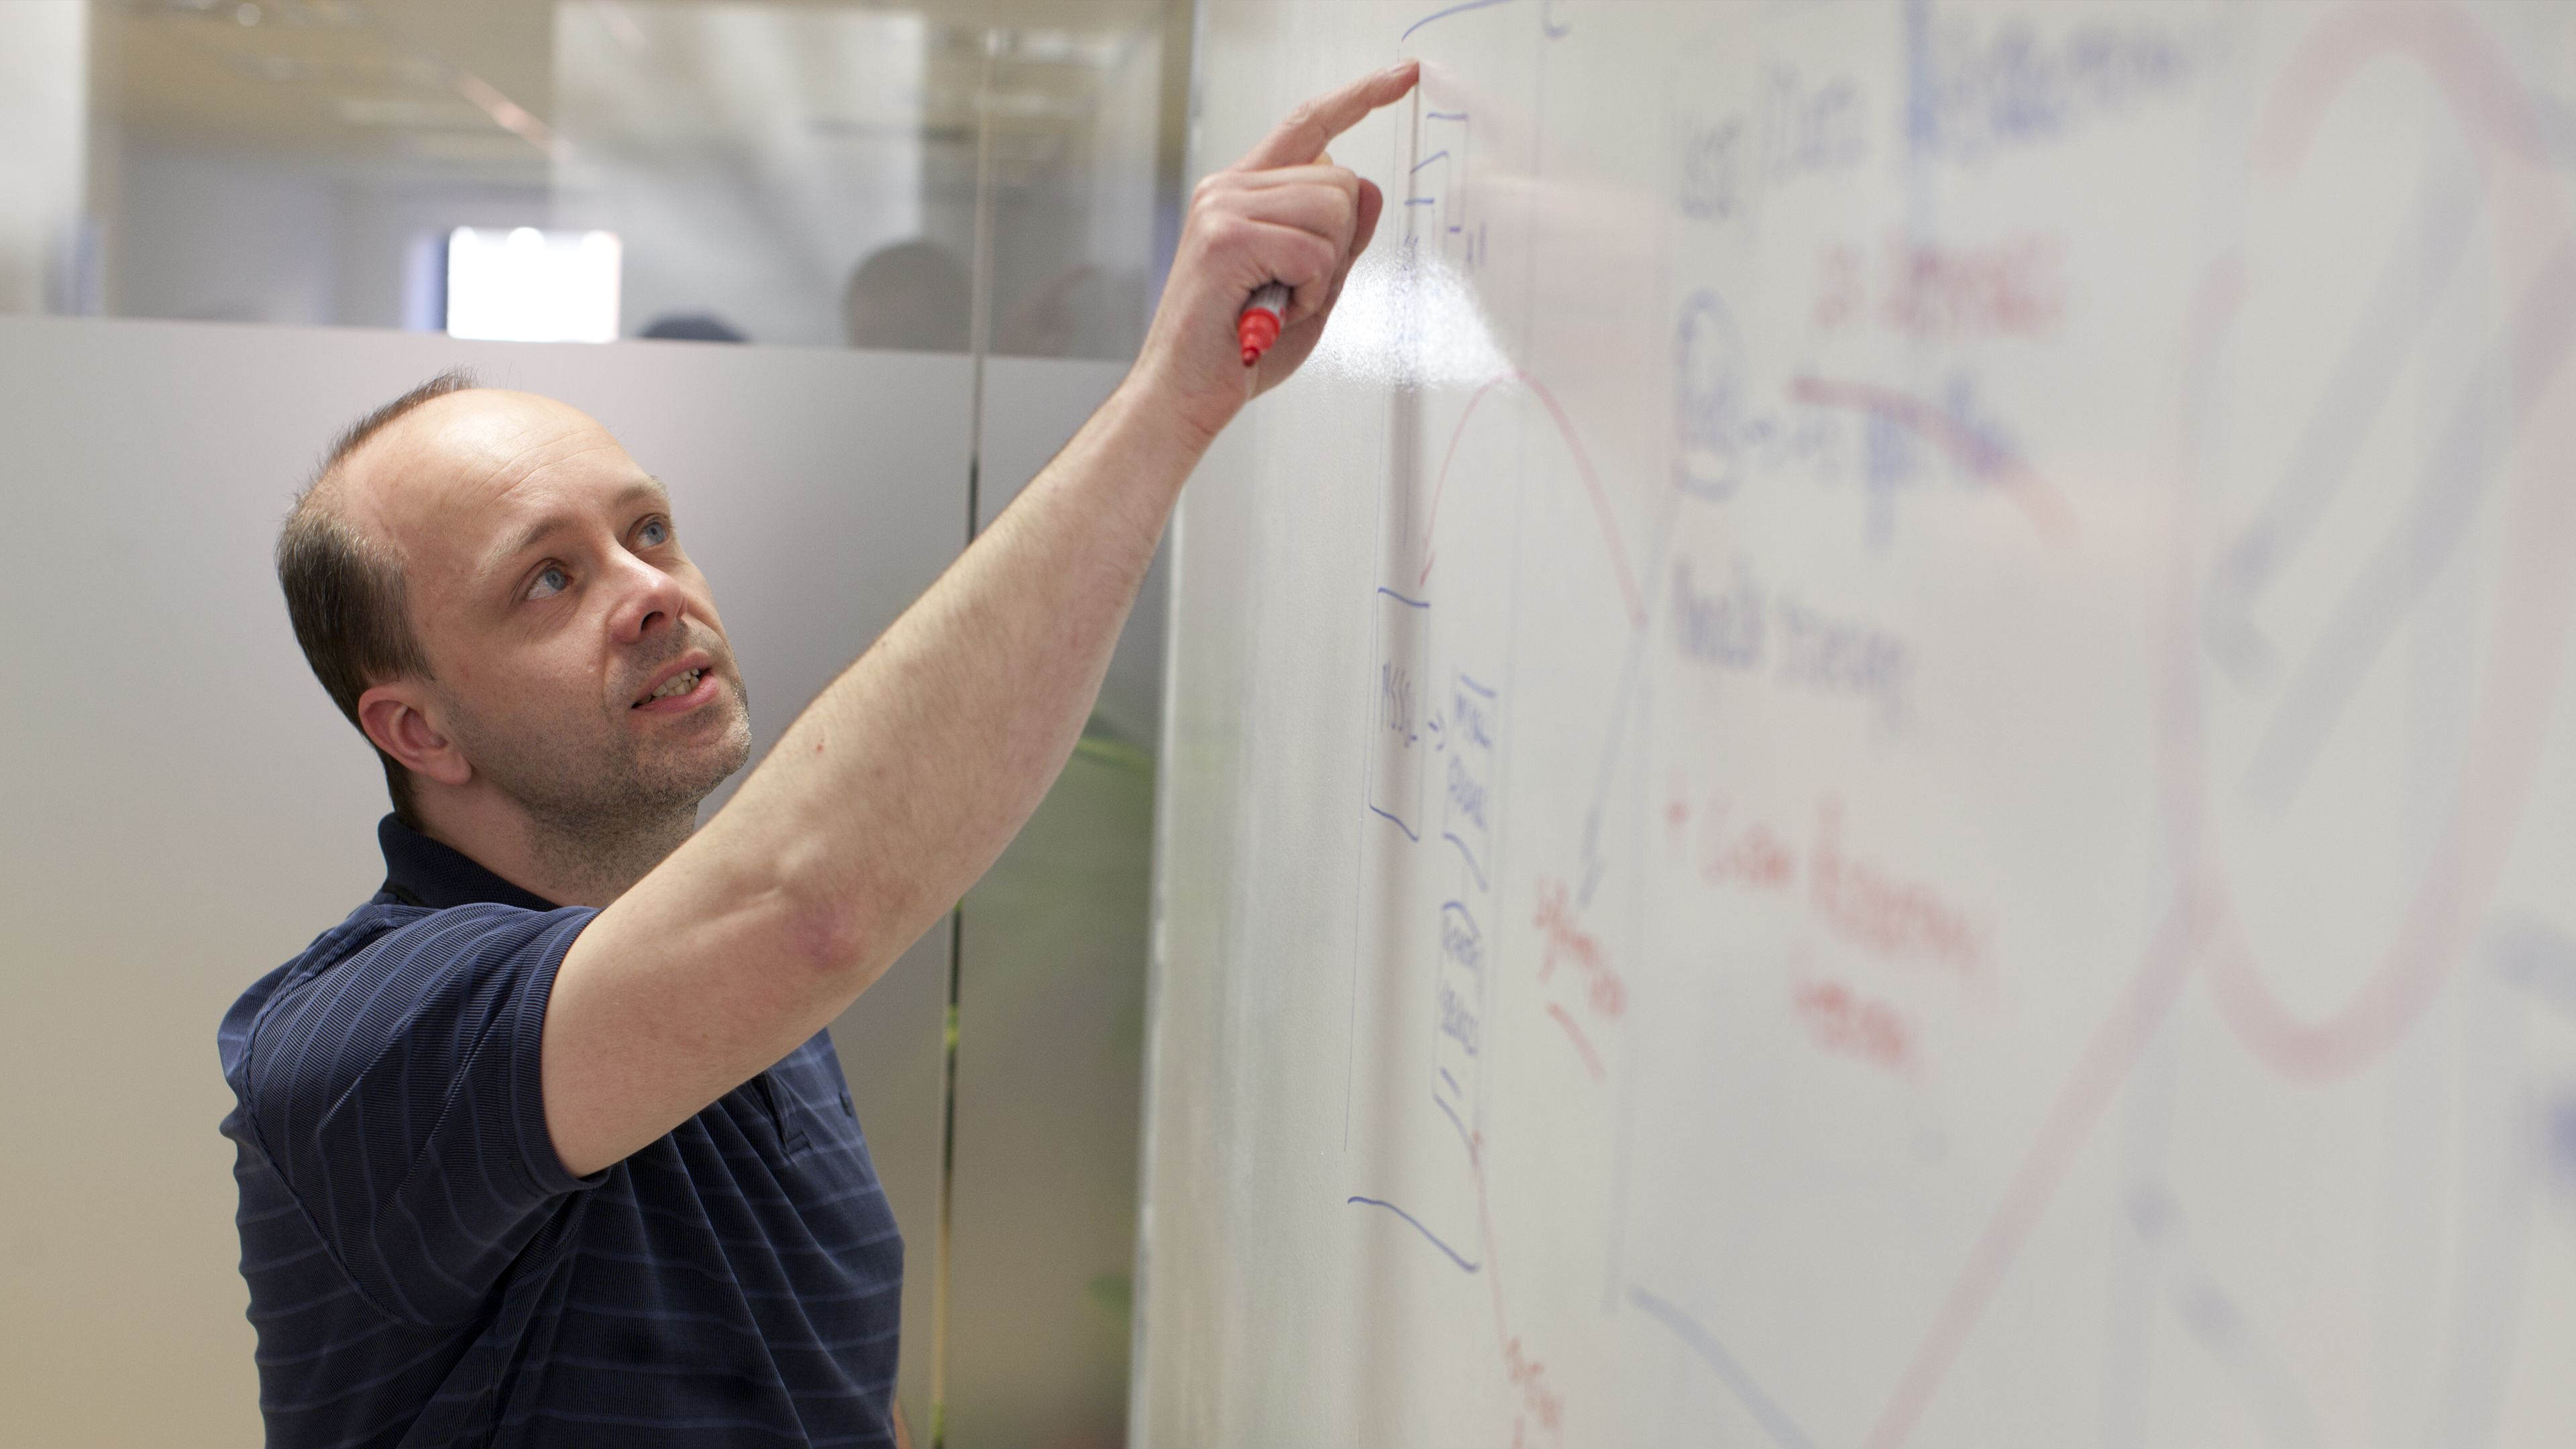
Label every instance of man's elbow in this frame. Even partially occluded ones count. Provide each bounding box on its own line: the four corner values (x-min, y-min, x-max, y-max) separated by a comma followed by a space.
761, 863, 914, 994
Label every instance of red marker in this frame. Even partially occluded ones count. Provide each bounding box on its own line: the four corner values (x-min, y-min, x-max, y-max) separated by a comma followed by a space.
1237, 281, 1289, 366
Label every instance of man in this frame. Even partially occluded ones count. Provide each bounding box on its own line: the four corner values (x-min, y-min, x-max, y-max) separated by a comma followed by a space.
217, 64, 1418, 1448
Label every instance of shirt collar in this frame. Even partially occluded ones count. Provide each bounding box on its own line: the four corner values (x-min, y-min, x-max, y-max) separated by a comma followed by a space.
377, 814, 561, 912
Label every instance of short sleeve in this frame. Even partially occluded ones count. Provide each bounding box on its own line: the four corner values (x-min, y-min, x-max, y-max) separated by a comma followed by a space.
237, 903, 602, 1327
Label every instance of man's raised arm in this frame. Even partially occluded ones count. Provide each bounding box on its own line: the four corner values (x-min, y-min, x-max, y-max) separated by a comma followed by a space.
537, 62, 1421, 1177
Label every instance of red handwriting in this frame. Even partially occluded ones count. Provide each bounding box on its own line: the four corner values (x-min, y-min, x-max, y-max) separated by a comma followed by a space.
1679, 796, 1984, 975
1466, 1127, 1568, 1444
1790, 970, 1917, 1073
1817, 231, 2064, 338
1701, 801, 1799, 891
1545, 1002, 1606, 1083
1811, 798, 1983, 976
1503, 1336, 1565, 1438
1534, 878, 1627, 1021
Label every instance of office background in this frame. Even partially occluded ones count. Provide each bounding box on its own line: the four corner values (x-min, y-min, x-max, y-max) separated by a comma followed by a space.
0, 2, 1183, 1444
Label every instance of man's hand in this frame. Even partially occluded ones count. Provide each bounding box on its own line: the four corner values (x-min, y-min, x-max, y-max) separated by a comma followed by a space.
1134, 61, 1420, 445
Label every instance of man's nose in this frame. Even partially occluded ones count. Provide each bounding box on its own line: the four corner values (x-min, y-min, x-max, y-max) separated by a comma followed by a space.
605, 548, 691, 643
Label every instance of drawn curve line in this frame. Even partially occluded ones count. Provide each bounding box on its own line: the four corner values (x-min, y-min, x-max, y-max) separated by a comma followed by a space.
1629, 1286, 1819, 1449
2199, 165, 2477, 686
1863, 896, 2212, 1449
1368, 804, 1424, 842
2236, 238, 2576, 812
1791, 376, 2080, 546
1434, 1091, 1471, 1146
1443, 833, 1491, 890
1418, 371, 1650, 627
1860, 13, 2570, 1418
1348, 1195, 1483, 1273
1401, 0, 1517, 44
2188, 6, 2576, 1088
1546, 1001, 1606, 1082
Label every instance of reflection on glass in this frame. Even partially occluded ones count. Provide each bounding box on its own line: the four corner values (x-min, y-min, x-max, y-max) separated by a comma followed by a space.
46, 0, 1171, 358
552, 2, 927, 348
847, 238, 971, 352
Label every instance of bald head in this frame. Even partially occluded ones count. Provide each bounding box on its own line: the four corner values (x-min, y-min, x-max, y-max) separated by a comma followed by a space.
331, 387, 640, 565
280, 370, 749, 847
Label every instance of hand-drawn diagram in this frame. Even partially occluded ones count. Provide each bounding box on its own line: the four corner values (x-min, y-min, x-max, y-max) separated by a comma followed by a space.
1157, 3, 2576, 1448
1369, 587, 1433, 840
1411, 107, 1484, 271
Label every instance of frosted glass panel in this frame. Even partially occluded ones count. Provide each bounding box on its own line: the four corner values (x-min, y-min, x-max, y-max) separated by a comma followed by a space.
550, 2, 928, 347
52, 0, 1175, 357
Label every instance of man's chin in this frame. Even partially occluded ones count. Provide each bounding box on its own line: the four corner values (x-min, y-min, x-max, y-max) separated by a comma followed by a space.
654, 707, 754, 796
594, 681, 751, 808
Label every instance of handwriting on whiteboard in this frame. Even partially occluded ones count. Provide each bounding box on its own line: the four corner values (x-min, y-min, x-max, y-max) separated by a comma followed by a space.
1671, 558, 1917, 730
1815, 231, 2066, 338
1679, 64, 1871, 223
1676, 794, 1988, 979
1911, 13, 2199, 164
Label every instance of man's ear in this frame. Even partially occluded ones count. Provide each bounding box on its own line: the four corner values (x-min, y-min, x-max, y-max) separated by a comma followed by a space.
357, 682, 474, 788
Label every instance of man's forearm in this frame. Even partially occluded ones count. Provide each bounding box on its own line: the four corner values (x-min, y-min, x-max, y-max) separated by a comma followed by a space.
535, 381, 1212, 1175
536, 63, 1413, 1179
711, 377, 1206, 985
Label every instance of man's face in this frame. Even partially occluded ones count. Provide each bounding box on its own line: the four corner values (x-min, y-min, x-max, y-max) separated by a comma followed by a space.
345, 389, 752, 832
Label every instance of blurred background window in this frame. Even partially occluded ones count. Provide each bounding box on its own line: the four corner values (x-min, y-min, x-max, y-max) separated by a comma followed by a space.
21, 0, 1183, 358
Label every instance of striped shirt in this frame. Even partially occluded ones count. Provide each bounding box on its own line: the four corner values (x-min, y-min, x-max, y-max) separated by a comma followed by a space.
218, 817, 904, 1447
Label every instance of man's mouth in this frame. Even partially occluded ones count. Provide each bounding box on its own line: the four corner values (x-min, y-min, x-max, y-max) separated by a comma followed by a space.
642, 667, 704, 705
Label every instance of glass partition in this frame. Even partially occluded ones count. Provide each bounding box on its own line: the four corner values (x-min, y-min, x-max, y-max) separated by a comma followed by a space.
60, 0, 1175, 358
7, 3, 1189, 1446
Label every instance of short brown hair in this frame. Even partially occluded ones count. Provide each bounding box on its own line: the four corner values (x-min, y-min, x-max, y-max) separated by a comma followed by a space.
277, 369, 476, 827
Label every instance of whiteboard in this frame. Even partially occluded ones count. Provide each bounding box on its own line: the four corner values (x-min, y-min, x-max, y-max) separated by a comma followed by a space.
1135, 2, 2576, 1446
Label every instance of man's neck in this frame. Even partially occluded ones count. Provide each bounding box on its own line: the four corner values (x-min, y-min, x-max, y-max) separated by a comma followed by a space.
413, 789, 696, 908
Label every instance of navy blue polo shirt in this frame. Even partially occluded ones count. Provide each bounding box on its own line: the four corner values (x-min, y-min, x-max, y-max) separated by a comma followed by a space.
218, 817, 904, 1447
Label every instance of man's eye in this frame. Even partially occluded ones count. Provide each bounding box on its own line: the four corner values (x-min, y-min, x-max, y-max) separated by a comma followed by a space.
638, 519, 672, 547
529, 564, 571, 600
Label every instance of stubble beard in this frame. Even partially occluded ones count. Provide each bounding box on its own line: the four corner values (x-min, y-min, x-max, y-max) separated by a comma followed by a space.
443, 642, 754, 900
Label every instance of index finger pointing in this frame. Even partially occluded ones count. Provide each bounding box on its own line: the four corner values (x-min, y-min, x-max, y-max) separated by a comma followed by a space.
1234, 60, 1421, 172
